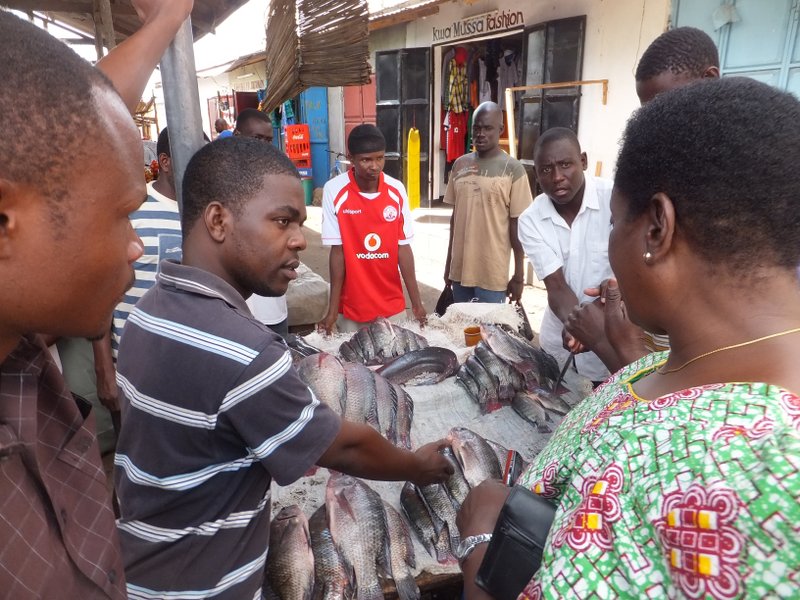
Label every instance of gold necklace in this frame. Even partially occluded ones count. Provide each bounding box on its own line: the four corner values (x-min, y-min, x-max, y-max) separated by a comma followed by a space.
657, 327, 800, 375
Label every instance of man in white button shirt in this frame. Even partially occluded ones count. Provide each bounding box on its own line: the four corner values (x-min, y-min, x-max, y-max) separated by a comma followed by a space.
518, 128, 613, 384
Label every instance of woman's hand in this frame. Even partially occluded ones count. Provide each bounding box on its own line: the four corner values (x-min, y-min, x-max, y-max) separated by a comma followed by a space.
456, 479, 510, 538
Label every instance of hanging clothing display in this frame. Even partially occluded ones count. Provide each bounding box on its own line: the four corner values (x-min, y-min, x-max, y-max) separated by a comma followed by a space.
447, 47, 469, 114
497, 49, 522, 111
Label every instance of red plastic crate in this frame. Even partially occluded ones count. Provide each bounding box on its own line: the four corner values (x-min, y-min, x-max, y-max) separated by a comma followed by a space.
285, 124, 311, 160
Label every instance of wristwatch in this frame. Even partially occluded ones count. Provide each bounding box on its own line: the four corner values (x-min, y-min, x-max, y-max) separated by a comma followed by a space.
455, 533, 492, 562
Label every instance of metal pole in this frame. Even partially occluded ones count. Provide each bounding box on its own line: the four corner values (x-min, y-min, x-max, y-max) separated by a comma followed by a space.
160, 17, 203, 214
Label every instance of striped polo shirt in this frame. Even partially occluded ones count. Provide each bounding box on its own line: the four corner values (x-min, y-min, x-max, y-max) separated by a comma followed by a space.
112, 181, 182, 359
114, 260, 340, 599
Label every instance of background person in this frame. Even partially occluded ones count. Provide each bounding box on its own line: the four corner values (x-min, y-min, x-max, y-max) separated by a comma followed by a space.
215, 117, 232, 139
443, 101, 533, 304
517, 128, 613, 385
114, 138, 451, 599
319, 124, 426, 334
457, 77, 800, 599
565, 26, 722, 372
0, 2, 192, 597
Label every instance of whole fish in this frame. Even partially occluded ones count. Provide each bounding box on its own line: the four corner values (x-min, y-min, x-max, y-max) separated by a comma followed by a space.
373, 372, 399, 445
399, 482, 456, 565
308, 507, 356, 600
326, 473, 391, 600
440, 446, 470, 509
447, 427, 502, 488
391, 383, 414, 450
342, 362, 380, 429
266, 505, 315, 600
382, 502, 420, 600
512, 391, 553, 433
531, 386, 572, 416
418, 483, 460, 553
297, 352, 346, 415
376, 347, 459, 386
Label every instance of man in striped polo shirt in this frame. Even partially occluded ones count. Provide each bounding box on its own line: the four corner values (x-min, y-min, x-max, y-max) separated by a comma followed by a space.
86, 126, 182, 426
114, 137, 452, 599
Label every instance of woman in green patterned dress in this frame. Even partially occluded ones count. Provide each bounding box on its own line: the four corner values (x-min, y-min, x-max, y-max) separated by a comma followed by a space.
457, 77, 800, 599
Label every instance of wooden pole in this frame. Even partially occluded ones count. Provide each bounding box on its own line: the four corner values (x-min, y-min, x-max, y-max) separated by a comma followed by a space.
96, 0, 116, 50
92, 5, 104, 60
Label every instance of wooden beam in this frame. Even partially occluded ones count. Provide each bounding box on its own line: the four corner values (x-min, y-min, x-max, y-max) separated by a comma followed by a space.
95, 0, 116, 49
2, 1, 136, 14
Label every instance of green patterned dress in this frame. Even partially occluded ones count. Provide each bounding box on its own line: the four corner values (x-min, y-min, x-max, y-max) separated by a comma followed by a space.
516, 352, 800, 599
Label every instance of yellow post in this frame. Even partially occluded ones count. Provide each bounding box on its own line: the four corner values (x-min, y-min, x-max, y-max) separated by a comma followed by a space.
407, 127, 421, 210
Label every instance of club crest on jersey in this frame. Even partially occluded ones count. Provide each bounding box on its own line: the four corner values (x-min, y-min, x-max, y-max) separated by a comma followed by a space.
364, 233, 382, 252
383, 205, 398, 222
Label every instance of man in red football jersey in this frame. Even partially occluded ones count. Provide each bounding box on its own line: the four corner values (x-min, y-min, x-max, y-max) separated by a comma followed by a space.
319, 125, 426, 334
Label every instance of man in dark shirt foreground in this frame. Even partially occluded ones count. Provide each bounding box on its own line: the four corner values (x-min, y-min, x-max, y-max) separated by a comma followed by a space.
0, 2, 192, 597
114, 138, 453, 599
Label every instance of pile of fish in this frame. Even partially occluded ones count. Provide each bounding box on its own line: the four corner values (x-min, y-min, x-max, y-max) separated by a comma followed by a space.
266, 473, 420, 600
456, 324, 561, 413
297, 352, 414, 449
339, 318, 429, 366
400, 428, 528, 564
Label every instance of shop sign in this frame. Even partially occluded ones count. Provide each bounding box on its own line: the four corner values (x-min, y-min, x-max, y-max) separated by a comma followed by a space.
432, 9, 524, 43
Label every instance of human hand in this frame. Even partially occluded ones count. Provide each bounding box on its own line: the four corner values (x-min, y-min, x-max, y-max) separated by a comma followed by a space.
131, 0, 193, 26
506, 278, 524, 303
317, 312, 337, 336
409, 440, 455, 486
412, 304, 427, 327
95, 366, 120, 412
565, 300, 605, 353
561, 327, 585, 354
599, 279, 648, 361
456, 479, 510, 538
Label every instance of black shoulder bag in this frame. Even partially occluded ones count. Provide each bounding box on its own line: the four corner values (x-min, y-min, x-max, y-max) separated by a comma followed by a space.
475, 486, 557, 600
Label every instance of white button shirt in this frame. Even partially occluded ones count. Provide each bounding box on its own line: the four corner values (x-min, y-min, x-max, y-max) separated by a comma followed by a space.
518, 175, 614, 381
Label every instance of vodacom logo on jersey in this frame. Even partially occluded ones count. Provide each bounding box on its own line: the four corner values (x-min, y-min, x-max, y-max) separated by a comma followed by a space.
356, 232, 390, 260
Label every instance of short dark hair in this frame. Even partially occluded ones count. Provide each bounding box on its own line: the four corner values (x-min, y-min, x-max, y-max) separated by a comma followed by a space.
156, 127, 170, 157
533, 127, 581, 157
635, 27, 719, 81
614, 77, 800, 271
348, 124, 385, 155
235, 108, 271, 130
181, 137, 299, 231
0, 11, 113, 213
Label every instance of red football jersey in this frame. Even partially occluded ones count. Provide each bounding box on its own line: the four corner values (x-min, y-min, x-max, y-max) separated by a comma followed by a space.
332, 170, 408, 323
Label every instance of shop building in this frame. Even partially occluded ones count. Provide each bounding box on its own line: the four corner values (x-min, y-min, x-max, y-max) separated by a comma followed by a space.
330, 0, 671, 206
